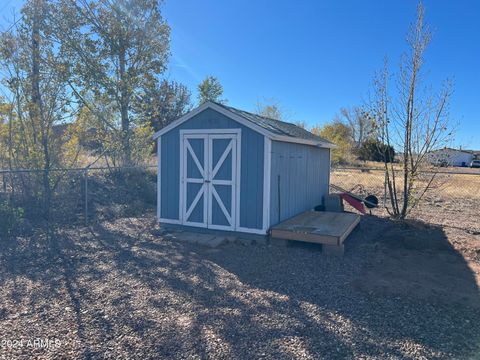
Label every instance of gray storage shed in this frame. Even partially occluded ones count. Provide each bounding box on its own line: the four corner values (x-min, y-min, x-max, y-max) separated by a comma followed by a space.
153, 101, 335, 235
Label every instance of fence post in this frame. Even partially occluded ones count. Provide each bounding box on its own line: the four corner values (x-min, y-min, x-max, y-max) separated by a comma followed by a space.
383, 171, 387, 207
84, 168, 88, 226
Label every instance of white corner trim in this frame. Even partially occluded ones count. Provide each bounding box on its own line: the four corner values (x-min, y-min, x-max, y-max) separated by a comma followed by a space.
235, 131, 242, 231
327, 147, 331, 192
262, 137, 272, 232
157, 136, 161, 220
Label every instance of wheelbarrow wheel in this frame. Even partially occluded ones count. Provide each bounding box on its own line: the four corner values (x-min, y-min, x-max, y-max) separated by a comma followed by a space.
364, 194, 379, 209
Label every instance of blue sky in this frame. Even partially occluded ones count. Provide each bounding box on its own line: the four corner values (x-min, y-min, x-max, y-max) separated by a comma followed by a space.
1, 0, 479, 148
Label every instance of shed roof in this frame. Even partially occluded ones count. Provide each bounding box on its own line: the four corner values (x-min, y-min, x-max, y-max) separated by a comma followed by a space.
153, 101, 335, 148
214, 103, 334, 145
430, 147, 476, 155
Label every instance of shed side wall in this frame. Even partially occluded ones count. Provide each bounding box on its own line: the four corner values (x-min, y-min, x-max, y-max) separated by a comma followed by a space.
269, 141, 330, 226
160, 108, 264, 230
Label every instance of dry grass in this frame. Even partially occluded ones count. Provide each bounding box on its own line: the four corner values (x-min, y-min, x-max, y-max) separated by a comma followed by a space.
332, 167, 480, 199
73, 153, 158, 169
331, 169, 480, 211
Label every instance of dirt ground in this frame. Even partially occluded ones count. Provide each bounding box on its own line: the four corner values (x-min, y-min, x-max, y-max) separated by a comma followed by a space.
332, 168, 480, 307
1, 213, 479, 359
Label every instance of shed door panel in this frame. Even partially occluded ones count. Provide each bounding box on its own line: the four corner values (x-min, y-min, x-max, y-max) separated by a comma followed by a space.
182, 135, 208, 227
211, 184, 232, 227
181, 133, 238, 230
208, 135, 236, 230
186, 138, 204, 179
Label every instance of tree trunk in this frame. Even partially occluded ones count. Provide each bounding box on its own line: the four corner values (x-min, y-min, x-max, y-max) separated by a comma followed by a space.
30, 0, 51, 219
118, 39, 131, 166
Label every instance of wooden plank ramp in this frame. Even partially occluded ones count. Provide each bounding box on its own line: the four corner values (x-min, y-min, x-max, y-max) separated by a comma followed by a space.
270, 211, 361, 255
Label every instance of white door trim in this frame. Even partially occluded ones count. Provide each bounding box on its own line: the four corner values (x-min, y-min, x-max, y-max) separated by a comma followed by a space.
179, 129, 241, 231
180, 128, 241, 135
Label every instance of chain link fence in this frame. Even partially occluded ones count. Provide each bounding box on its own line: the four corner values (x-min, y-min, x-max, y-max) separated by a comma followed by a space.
0, 166, 157, 232
331, 167, 480, 233
2, 164, 479, 234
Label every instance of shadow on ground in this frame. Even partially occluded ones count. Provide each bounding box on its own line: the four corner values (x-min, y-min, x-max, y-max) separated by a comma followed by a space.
0, 215, 479, 359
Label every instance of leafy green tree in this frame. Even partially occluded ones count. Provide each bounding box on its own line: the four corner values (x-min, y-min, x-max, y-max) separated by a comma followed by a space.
54, 0, 170, 165
311, 121, 353, 164
197, 76, 226, 104
140, 80, 192, 131
0, 0, 78, 215
357, 139, 395, 163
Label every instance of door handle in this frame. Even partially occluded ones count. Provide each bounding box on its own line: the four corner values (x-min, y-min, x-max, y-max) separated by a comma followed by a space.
204, 180, 211, 183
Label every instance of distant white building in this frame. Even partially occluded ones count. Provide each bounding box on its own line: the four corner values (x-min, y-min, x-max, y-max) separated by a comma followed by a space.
427, 148, 474, 167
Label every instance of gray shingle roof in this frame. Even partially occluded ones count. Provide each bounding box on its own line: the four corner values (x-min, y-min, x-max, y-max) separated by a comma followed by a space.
215, 102, 334, 146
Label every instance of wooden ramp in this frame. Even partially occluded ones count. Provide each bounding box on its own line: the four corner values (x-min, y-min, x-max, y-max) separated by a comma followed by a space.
270, 211, 361, 255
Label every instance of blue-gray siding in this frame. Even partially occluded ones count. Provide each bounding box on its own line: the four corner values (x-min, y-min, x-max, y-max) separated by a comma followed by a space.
160, 108, 265, 230
269, 141, 330, 226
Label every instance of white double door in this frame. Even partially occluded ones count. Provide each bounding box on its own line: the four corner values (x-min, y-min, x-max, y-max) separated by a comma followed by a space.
181, 132, 238, 230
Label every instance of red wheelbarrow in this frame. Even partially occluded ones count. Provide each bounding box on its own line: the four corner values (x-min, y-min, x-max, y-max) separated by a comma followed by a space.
330, 184, 379, 215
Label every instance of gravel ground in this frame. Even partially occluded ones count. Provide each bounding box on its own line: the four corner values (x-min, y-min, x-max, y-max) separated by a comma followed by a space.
1, 215, 480, 359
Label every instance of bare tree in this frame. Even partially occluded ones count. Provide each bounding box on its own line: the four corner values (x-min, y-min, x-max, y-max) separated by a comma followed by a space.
371, 3, 454, 219
335, 107, 374, 148
255, 97, 289, 121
